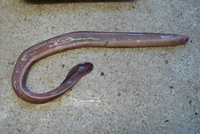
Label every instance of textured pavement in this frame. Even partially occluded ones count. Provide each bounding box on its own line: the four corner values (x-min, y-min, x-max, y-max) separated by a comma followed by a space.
0, 0, 200, 133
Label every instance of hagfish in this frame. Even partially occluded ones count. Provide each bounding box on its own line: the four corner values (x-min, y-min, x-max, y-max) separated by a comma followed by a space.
12, 31, 189, 103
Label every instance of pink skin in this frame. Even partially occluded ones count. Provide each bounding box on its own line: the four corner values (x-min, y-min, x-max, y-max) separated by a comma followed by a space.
12, 31, 189, 104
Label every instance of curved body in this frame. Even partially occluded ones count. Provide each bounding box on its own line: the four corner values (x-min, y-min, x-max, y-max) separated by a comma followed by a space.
12, 31, 189, 103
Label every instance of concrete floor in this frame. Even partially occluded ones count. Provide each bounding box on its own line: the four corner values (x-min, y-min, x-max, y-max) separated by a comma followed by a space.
0, 0, 200, 133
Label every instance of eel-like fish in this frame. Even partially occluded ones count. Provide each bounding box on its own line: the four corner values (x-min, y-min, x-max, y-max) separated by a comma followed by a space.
12, 31, 189, 103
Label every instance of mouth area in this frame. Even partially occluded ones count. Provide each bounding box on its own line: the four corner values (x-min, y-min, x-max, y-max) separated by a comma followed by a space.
182, 36, 189, 44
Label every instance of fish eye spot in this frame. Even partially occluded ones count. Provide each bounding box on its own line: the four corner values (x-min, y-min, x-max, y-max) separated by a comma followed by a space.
79, 66, 84, 71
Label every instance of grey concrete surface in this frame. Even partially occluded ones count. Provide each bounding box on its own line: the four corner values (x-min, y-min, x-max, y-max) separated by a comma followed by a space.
0, 0, 200, 133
